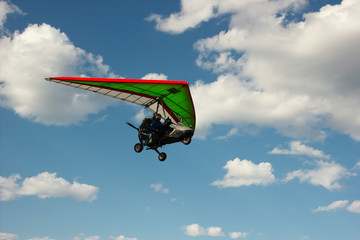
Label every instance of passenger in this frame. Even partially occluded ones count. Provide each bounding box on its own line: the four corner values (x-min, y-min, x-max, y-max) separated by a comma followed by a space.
149, 113, 163, 144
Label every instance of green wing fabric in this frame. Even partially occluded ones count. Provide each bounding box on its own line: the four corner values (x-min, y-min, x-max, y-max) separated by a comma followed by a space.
45, 77, 196, 130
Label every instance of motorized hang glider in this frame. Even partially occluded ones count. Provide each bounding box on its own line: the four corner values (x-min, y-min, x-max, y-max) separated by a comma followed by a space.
45, 77, 196, 161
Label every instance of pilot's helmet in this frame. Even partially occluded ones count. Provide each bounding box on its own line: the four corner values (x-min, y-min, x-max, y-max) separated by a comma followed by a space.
155, 113, 161, 120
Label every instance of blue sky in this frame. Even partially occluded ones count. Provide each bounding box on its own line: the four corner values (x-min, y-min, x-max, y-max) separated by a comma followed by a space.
1, 0, 360, 240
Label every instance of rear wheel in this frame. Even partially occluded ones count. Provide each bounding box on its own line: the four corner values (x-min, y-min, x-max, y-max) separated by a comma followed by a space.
134, 143, 143, 153
158, 152, 167, 161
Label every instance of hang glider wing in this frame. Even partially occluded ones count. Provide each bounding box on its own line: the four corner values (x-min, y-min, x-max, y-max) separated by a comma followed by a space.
45, 77, 196, 130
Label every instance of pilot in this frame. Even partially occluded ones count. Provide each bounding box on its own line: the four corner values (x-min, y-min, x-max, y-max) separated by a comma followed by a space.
149, 113, 163, 144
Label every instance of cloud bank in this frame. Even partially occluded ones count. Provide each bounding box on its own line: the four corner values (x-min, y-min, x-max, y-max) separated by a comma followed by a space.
313, 199, 360, 214
0, 22, 119, 125
0, 1, 120, 126
0, 2, 178, 128
283, 160, 355, 190
3, 0, 360, 142
149, 0, 360, 141
0, 232, 18, 240
0, 172, 99, 202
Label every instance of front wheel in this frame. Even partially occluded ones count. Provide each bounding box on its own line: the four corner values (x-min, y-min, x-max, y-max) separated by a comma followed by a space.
181, 137, 192, 145
158, 152, 167, 161
134, 143, 143, 153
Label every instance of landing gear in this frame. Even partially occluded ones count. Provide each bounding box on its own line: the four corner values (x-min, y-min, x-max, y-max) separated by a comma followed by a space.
134, 143, 143, 153
154, 148, 167, 162
133, 143, 167, 161
158, 152, 167, 162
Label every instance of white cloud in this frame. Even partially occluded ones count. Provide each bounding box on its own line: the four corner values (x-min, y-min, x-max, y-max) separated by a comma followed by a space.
151, 0, 360, 141
211, 158, 275, 188
196, 51, 245, 74
207, 227, 225, 237
111, 235, 137, 240
191, 75, 327, 140
91, 114, 108, 125
146, 0, 219, 34
73, 234, 100, 240
0, 21, 117, 126
0, 173, 21, 201
29, 237, 54, 240
0, 232, 18, 240
213, 127, 238, 140
183, 224, 249, 238
269, 141, 330, 159
184, 224, 224, 237
0, 0, 23, 31
0, 172, 99, 202
184, 224, 206, 237
150, 183, 169, 194
347, 200, 360, 214
229, 232, 248, 239
0, 4, 173, 127
141, 73, 168, 80
283, 160, 355, 191
72, 234, 138, 240
353, 161, 360, 170
147, 0, 306, 34
133, 108, 147, 124
312, 199, 360, 214
313, 200, 349, 213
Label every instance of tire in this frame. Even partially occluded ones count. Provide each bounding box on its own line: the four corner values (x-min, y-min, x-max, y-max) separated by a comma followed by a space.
158, 152, 167, 161
134, 143, 143, 153
181, 137, 192, 145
